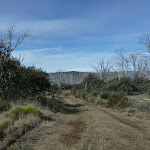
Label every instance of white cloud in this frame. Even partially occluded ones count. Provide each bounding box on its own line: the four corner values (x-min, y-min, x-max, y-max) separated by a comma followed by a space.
45, 54, 64, 58
0, 18, 96, 37
12, 47, 115, 72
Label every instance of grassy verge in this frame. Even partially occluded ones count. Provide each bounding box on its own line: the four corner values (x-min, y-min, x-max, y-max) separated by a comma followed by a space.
0, 99, 54, 149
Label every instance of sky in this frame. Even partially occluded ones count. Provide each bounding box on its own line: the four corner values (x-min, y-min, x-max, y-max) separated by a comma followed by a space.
1, 0, 150, 72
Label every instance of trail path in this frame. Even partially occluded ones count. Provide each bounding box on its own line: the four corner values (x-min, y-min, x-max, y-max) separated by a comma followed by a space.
9, 91, 150, 150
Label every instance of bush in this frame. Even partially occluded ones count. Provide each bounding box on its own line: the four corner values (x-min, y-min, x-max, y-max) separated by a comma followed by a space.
8, 106, 40, 119
22, 106, 39, 116
91, 89, 100, 96
101, 92, 109, 99
105, 78, 119, 92
107, 93, 130, 108
116, 98, 130, 108
0, 100, 11, 113
0, 41, 51, 100
105, 77, 147, 95
81, 73, 105, 92
107, 93, 123, 107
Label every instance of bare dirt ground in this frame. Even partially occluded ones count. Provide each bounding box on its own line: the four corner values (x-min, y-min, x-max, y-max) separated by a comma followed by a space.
8, 91, 150, 150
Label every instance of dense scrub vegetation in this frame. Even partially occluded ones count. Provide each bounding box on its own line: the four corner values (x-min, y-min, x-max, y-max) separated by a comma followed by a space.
0, 42, 50, 100
71, 73, 150, 108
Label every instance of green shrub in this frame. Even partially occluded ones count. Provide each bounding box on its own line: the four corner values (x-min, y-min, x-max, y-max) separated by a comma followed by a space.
107, 93, 124, 107
105, 78, 119, 91
22, 106, 39, 116
81, 73, 105, 92
0, 100, 11, 113
91, 90, 99, 96
0, 119, 10, 138
8, 106, 40, 119
0, 41, 51, 100
107, 93, 130, 108
105, 77, 147, 95
101, 92, 109, 99
116, 98, 130, 108
9, 107, 23, 118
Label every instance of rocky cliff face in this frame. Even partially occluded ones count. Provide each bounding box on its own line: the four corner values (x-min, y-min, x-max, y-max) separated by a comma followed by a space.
49, 71, 90, 86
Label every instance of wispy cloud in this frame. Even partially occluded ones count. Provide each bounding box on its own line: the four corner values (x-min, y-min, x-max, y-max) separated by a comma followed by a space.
12, 47, 115, 72
1, 0, 150, 73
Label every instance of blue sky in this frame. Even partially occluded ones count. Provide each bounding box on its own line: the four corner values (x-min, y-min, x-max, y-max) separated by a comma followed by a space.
1, 0, 150, 72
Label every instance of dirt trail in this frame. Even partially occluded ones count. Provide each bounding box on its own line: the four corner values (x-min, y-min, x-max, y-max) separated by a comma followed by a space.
8, 91, 150, 150
97, 106, 150, 140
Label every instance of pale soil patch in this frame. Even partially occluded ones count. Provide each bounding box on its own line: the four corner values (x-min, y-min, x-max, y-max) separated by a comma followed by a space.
7, 91, 150, 150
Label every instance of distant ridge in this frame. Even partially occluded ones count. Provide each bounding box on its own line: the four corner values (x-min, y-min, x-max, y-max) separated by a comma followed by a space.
49, 71, 90, 86
49, 71, 150, 86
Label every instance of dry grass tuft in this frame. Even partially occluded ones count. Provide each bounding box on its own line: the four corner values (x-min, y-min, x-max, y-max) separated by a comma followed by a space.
5, 115, 40, 135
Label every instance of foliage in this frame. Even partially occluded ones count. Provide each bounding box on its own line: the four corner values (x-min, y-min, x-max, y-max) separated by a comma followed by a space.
105, 77, 148, 95
116, 98, 130, 108
107, 93, 124, 107
7, 106, 40, 119
80, 73, 105, 92
0, 40, 51, 100
107, 93, 130, 108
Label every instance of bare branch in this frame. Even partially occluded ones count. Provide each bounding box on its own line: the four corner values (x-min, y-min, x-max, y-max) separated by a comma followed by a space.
139, 33, 150, 52
13, 28, 31, 50
93, 59, 112, 81
0, 25, 31, 52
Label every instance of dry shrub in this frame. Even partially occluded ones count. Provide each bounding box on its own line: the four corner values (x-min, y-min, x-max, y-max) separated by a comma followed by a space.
5, 115, 40, 135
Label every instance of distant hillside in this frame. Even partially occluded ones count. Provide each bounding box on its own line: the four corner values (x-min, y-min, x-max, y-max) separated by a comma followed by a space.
49, 71, 150, 86
49, 71, 90, 86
